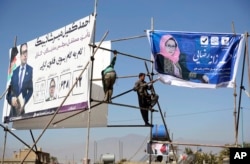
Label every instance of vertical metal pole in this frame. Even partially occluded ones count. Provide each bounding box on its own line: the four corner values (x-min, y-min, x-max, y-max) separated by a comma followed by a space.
236, 35, 247, 147
149, 16, 154, 164
150, 112, 153, 163
94, 141, 97, 163
233, 81, 238, 146
119, 140, 123, 161
85, 110, 91, 164
231, 22, 238, 147
1, 36, 17, 164
1, 126, 7, 164
241, 107, 244, 148
119, 140, 121, 160
84, 1, 98, 163
121, 141, 123, 160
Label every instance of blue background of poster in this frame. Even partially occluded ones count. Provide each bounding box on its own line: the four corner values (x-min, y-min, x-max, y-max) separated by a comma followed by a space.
148, 31, 243, 85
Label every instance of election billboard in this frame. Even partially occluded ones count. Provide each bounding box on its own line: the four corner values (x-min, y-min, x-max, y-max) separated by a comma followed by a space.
147, 30, 246, 88
2, 15, 111, 129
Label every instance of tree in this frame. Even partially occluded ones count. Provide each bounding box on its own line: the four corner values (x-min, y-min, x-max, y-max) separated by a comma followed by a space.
242, 142, 250, 148
184, 147, 194, 155
183, 147, 218, 164
50, 156, 58, 164
217, 142, 250, 163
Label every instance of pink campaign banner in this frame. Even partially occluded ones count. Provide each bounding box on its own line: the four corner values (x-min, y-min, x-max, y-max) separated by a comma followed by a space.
147, 30, 246, 88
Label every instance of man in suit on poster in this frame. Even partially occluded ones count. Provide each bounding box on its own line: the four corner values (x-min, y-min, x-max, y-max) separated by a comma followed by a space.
6, 42, 33, 117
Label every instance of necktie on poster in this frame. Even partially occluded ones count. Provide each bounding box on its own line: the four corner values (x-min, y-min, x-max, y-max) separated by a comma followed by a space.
19, 67, 24, 93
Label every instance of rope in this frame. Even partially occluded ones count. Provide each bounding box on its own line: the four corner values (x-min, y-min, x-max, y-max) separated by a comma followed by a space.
92, 73, 157, 81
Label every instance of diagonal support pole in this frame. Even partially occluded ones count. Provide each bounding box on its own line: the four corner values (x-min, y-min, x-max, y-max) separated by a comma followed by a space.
144, 61, 178, 161
0, 124, 36, 152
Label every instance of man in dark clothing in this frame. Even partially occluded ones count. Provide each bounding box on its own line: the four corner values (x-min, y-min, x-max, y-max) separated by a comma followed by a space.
134, 73, 158, 126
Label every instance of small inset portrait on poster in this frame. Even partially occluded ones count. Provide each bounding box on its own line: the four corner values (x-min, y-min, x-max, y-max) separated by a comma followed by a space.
46, 77, 57, 101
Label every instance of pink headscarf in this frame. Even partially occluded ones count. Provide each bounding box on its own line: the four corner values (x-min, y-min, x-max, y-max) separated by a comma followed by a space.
159, 35, 180, 64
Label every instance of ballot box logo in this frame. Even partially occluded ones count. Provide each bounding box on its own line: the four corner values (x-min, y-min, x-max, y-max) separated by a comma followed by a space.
230, 148, 250, 164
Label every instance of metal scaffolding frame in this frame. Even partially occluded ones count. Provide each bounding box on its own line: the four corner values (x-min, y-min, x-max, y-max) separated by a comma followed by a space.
1, 1, 249, 164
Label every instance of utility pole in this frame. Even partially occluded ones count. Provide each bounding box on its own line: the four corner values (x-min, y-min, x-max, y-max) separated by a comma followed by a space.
119, 140, 123, 160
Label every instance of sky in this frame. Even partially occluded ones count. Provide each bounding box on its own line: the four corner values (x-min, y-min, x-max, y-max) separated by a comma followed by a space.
0, 0, 250, 163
